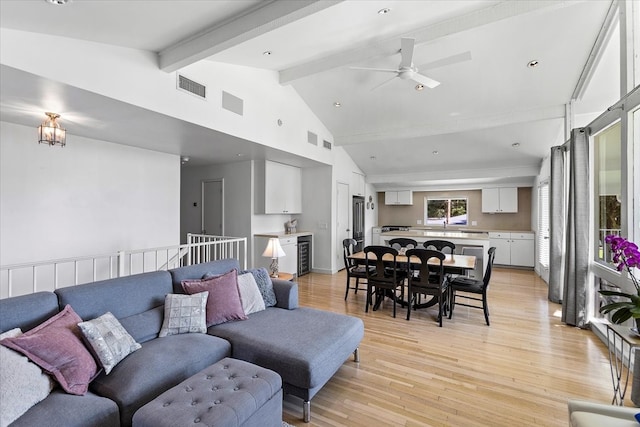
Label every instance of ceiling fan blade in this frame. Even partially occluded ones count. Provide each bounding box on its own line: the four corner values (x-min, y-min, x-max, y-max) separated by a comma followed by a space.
411, 72, 440, 89
399, 38, 416, 69
350, 66, 400, 74
370, 75, 399, 91
419, 51, 472, 71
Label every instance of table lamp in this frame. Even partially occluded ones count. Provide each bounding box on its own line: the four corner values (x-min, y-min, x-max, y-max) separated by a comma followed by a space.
262, 238, 286, 277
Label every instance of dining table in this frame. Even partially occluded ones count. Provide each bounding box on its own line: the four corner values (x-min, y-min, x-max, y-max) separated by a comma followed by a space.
347, 250, 477, 310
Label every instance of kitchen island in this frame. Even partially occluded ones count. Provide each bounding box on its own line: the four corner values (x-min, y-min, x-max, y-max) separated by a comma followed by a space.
379, 229, 490, 274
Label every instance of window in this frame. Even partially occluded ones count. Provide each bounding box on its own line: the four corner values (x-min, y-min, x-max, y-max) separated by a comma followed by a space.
424, 198, 468, 226
593, 121, 622, 266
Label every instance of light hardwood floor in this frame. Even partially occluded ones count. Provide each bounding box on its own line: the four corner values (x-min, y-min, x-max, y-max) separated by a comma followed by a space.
281, 267, 615, 426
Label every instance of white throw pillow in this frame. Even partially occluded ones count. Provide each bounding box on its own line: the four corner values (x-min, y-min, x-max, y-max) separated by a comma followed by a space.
78, 312, 142, 375
0, 328, 55, 426
237, 273, 266, 315
159, 291, 209, 337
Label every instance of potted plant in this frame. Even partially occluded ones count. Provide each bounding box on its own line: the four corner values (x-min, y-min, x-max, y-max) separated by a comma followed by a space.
599, 235, 640, 327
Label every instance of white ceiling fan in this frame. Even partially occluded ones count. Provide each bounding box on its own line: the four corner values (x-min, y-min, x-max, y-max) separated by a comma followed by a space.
351, 37, 470, 90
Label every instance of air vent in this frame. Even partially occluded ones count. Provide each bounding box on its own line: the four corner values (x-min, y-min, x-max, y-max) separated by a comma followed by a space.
323, 140, 332, 150
222, 91, 244, 116
177, 74, 206, 99
307, 131, 318, 146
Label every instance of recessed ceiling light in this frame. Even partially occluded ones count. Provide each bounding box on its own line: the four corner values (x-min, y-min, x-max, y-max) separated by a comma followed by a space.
527, 60, 539, 68
333, 102, 341, 108
236, 153, 245, 157
415, 84, 425, 91
378, 8, 391, 14
45, 0, 69, 4
432, 150, 439, 155
512, 142, 521, 148
263, 51, 272, 56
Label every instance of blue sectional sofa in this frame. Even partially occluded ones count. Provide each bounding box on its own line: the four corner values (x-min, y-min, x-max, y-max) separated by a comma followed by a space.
0, 259, 364, 426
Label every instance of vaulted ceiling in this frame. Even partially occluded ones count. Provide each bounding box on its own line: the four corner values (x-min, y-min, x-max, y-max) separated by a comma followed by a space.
0, 0, 619, 189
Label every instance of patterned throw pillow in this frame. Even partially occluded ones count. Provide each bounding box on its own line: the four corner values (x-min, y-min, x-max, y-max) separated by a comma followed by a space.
237, 273, 266, 315
0, 305, 99, 395
0, 328, 55, 426
239, 268, 277, 307
182, 269, 248, 326
158, 292, 208, 337
78, 312, 141, 375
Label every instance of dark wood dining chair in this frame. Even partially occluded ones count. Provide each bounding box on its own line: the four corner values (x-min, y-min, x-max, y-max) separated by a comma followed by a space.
405, 248, 447, 326
364, 245, 405, 318
448, 247, 496, 325
388, 238, 417, 278
423, 239, 460, 277
423, 239, 455, 254
388, 238, 418, 251
342, 238, 373, 300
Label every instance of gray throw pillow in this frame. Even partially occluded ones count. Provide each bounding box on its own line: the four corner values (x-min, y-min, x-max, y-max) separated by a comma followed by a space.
239, 268, 277, 307
78, 312, 141, 375
159, 292, 208, 337
0, 328, 55, 426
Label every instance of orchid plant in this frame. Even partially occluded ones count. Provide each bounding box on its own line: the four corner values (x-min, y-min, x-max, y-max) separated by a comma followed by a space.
599, 235, 640, 324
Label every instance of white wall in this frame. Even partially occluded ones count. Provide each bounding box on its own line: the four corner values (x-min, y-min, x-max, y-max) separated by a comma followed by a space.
1, 121, 180, 265
0, 29, 335, 166
180, 161, 253, 261
297, 166, 332, 273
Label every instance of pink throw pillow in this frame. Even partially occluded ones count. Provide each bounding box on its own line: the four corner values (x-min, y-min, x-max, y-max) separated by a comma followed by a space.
0, 305, 99, 395
181, 269, 247, 327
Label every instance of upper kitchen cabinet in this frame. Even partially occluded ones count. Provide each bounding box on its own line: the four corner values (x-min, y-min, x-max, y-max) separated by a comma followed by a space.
384, 190, 413, 205
256, 160, 302, 214
351, 172, 365, 196
481, 187, 518, 213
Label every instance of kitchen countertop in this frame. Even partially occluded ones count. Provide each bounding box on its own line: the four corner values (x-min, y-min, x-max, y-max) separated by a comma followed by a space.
254, 231, 313, 238
381, 230, 490, 240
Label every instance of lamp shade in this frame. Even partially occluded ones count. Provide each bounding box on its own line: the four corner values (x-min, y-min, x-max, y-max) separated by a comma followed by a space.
262, 238, 286, 258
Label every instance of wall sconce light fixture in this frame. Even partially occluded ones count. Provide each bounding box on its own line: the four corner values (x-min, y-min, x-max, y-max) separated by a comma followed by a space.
38, 112, 66, 147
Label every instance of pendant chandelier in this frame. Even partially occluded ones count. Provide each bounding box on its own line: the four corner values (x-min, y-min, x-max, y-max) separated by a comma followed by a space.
38, 112, 66, 147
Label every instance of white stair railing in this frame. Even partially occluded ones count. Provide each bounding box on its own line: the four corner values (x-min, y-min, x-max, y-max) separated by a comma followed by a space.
0, 235, 247, 299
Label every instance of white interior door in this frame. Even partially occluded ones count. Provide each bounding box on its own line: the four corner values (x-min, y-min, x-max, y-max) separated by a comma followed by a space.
336, 181, 350, 270
202, 180, 223, 235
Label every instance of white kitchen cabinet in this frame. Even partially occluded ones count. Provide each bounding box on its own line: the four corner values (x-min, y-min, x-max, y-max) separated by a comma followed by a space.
254, 235, 298, 276
351, 172, 365, 196
384, 190, 413, 205
278, 236, 298, 276
264, 161, 301, 214
372, 227, 382, 245
482, 188, 518, 213
489, 232, 534, 267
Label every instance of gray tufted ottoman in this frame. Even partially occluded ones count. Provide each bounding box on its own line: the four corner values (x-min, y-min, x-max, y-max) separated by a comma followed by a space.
132, 358, 282, 427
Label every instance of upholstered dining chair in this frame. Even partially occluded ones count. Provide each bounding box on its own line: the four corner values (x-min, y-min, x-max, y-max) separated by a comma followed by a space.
405, 248, 447, 326
448, 247, 496, 325
342, 238, 374, 300
364, 245, 405, 318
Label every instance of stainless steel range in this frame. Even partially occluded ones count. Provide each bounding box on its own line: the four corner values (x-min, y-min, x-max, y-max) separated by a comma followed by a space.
381, 225, 411, 232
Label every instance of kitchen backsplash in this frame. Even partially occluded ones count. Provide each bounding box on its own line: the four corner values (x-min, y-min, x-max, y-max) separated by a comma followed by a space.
376, 188, 532, 231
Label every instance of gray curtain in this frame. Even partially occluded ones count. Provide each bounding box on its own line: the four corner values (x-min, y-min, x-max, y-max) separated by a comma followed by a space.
548, 146, 565, 303
561, 128, 590, 327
